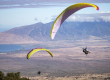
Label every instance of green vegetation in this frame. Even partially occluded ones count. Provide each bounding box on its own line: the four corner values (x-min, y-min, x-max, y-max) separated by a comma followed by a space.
0, 71, 30, 80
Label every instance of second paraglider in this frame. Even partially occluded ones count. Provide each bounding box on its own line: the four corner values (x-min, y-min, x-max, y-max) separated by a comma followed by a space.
26, 48, 53, 59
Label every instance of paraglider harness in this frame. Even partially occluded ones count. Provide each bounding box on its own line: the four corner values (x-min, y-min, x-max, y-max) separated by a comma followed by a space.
83, 47, 90, 55
83, 48, 86, 52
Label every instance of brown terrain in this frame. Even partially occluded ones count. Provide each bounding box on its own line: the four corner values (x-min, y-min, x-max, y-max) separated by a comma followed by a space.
0, 38, 110, 80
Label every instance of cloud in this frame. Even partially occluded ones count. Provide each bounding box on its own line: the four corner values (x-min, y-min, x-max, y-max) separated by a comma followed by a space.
0, 0, 61, 8
51, 13, 110, 22
0, 0, 110, 8
67, 15, 95, 22
34, 18, 38, 21
100, 16, 110, 22
100, 11, 110, 13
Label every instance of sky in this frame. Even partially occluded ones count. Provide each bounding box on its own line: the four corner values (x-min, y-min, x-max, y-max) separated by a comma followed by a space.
0, 0, 110, 32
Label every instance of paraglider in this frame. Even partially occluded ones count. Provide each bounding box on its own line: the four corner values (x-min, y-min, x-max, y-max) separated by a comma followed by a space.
51, 3, 99, 39
26, 48, 53, 59
82, 46, 90, 56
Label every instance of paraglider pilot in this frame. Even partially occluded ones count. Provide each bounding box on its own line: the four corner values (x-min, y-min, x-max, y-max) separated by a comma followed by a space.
82, 46, 90, 56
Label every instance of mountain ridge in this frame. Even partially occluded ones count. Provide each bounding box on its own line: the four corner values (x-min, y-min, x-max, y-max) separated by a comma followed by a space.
0, 21, 110, 44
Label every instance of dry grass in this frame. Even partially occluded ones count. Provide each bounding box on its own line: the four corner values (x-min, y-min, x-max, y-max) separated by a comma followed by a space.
0, 40, 110, 79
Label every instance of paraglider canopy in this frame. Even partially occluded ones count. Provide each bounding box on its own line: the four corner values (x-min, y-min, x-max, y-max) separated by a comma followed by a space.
51, 3, 99, 39
26, 48, 53, 59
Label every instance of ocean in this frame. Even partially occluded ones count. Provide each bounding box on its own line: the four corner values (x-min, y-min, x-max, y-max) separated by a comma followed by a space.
0, 44, 23, 52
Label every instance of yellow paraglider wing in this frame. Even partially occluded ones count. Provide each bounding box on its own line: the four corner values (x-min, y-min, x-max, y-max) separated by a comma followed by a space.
51, 3, 99, 39
27, 48, 53, 59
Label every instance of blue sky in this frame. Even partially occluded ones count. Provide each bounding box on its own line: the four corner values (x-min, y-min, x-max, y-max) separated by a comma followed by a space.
0, 0, 110, 32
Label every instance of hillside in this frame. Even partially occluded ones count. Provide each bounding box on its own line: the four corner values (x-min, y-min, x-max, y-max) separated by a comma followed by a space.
0, 21, 110, 44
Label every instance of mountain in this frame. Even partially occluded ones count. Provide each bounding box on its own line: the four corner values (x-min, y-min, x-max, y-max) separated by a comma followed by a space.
0, 21, 110, 44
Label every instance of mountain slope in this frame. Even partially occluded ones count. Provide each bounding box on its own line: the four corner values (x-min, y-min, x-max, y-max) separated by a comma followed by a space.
0, 21, 110, 44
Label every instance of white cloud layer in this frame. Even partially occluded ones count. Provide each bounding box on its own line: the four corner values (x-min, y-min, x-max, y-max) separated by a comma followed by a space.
66, 13, 110, 22
100, 11, 110, 13
0, 0, 110, 8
